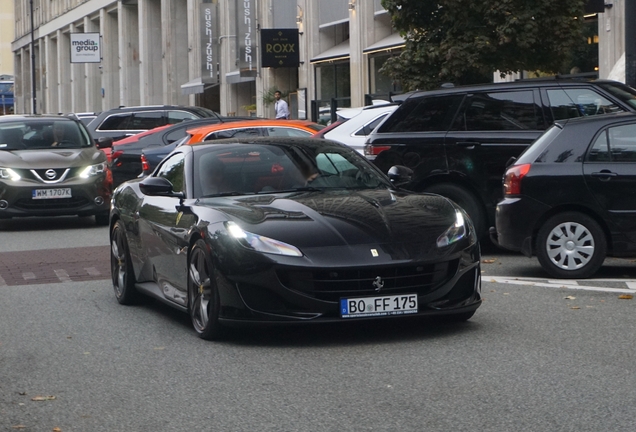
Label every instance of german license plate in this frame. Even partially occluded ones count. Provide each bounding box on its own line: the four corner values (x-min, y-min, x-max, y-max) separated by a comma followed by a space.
32, 188, 72, 199
340, 294, 418, 318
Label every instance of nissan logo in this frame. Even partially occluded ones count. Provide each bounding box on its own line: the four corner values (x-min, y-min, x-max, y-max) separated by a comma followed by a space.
45, 169, 57, 180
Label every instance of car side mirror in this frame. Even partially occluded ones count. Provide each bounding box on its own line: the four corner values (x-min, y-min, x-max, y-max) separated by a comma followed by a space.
96, 137, 113, 149
387, 165, 413, 185
139, 176, 184, 198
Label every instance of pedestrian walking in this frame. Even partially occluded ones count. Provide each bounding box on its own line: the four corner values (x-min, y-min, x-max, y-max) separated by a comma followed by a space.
274, 91, 290, 119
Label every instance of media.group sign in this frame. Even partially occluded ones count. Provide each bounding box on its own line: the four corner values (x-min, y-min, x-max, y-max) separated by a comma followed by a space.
70, 33, 101, 63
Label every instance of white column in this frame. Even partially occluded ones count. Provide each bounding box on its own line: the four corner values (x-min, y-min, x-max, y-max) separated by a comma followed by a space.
70, 23, 86, 113
57, 29, 71, 114
118, 2, 141, 107
100, 8, 120, 111
162, 0, 189, 105
85, 16, 101, 112
44, 35, 59, 114
139, 0, 163, 105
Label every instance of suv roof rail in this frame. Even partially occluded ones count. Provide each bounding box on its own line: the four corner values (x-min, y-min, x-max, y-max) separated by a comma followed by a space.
440, 83, 455, 88
515, 72, 599, 82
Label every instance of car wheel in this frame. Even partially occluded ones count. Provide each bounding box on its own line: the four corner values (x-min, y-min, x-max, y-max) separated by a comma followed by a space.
110, 220, 139, 304
536, 212, 607, 279
423, 184, 486, 238
188, 239, 223, 340
95, 213, 109, 226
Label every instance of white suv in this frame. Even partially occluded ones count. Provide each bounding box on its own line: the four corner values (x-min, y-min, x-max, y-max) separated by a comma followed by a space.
313, 101, 397, 154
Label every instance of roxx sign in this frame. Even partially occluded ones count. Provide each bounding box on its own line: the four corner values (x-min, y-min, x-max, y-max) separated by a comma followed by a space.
260, 29, 299, 68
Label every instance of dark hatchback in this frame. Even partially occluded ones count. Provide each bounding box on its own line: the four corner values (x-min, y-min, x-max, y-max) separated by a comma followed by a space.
366, 79, 636, 238
494, 112, 636, 278
110, 137, 482, 339
0, 116, 112, 224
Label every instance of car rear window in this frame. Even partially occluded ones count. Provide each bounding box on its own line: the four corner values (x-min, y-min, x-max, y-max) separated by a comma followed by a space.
516, 124, 563, 164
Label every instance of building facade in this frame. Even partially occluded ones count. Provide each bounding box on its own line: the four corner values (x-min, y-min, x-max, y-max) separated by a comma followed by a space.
11, 0, 403, 119
11, 0, 628, 118
1, 0, 15, 77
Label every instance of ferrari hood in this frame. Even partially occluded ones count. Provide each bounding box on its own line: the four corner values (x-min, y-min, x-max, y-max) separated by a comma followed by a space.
0, 148, 104, 169
206, 189, 461, 252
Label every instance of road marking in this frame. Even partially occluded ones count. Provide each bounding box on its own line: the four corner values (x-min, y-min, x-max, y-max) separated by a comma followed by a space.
23, 272, 36, 280
486, 276, 636, 294
85, 267, 101, 276
54, 269, 72, 282
548, 279, 578, 285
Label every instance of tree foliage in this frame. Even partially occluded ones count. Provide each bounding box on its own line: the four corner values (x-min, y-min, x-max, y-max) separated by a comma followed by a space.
380, 0, 588, 90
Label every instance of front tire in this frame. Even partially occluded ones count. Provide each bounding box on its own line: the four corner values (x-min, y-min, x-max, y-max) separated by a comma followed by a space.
536, 212, 606, 279
188, 240, 223, 340
110, 220, 140, 304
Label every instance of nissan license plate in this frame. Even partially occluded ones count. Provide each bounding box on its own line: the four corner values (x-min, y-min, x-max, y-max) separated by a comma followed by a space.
340, 294, 418, 318
32, 188, 72, 199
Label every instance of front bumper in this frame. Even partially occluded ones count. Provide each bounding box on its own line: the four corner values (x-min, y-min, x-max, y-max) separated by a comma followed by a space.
0, 174, 112, 219
214, 241, 482, 325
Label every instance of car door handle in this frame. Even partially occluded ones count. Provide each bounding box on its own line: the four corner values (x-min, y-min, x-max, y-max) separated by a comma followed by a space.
456, 141, 480, 148
591, 170, 618, 179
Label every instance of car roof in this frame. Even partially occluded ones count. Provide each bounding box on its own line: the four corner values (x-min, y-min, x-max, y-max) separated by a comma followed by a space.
556, 111, 636, 128
0, 115, 77, 123
186, 119, 320, 135
188, 136, 346, 152
112, 124, 173, 145
404, 78, 626, 100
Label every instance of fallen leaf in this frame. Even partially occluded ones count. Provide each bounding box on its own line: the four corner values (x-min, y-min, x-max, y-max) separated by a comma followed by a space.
490, 279, 497, 283
18, 392, 27, 396
53, 428, 62, 432
490, 290, 496, 293
12, 426, 26, 430
618, 294, 633, 300
31, 395, 56, 401
503, 293, 510, 295
482, 259, 496, 264
570, 306, 580, 310
564, 296, 576, 300
153, 347, 166, 351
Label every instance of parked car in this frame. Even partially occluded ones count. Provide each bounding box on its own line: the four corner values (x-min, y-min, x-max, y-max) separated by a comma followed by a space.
493, 112, 636, 278
86, 105, 221, 143
110, 137, 481, 339
0, 115, 112, 225
312, 101, 398, 154
109, 116, 256, 186
68, 112, 98, 126
365, 78, 636, 238
139, 119, 325, 176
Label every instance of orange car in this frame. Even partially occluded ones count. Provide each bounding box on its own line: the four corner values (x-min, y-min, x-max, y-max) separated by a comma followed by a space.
185, 119, 324, 144
141, 119, 324, 175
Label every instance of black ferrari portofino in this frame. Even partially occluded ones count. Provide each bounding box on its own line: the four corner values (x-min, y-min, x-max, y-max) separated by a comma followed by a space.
110, 137, 482, 339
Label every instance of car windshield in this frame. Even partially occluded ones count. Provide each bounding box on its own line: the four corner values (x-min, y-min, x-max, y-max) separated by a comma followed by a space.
193, 142, 391, 198
0, 120, 92, 150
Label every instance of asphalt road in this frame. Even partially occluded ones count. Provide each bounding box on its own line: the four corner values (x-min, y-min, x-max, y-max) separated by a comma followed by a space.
2, 216, 636, 431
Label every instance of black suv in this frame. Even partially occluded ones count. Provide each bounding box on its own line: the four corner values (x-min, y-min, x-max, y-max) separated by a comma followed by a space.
86, 105, 221, 142
494, 112, 636, 278
366, 79, 636, 237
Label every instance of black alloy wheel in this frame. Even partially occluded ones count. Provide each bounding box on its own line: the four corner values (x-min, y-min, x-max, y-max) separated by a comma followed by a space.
110, 220, 139, 304
188, 239, 223, 340
536, 212, 607, 279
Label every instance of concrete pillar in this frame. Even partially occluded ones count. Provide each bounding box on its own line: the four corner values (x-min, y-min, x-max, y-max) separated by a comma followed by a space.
186, 0, 200, 106
45, 35, 59, 114
100, 8, 120, 110
348, 0, 366, 107
85, 16, 101, 112
118, 2, 141, 107
58, 29, 72, 114
16, 49, 25, 113
162, 0, 189, 105
139, 0, 162, 105
34, 41, 43, 114
70, 23, 87, 113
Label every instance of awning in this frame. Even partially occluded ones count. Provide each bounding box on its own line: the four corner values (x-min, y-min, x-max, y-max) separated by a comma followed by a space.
180, 77, 217, 95
363, 33, 406, 54
225, 71, 256, 84
310, 40, 350, 64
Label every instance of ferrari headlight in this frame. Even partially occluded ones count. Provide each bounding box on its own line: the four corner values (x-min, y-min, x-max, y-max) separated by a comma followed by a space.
0, 167, 21, 181
226, 221, 303, 257
437, 210, 467, 248
80, 162, 107, 178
